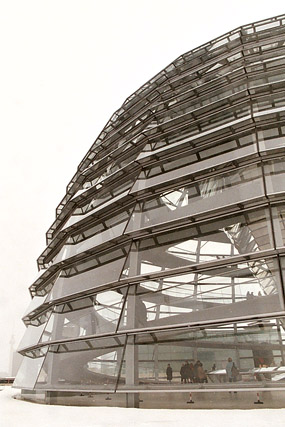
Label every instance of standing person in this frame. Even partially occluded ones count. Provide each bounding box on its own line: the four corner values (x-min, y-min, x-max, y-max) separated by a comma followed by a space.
180, 363, 186, 383
193, 360, 200, 383
166, 364, 173, 383
189, 362, 194, 383
226, 357, 234, 382
231, 362, 239, 382
184, 361, 191, 383
197, 362, 208, 383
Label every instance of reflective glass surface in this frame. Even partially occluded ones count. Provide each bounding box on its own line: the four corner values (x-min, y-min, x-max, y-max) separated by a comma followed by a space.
41, 290, 125, 342
23, 295, 49, 318
18, 322, 49, 351
53, 221, 127, 263
67, 209, 131, 244
73, 178, 135, 216
272, 206, 285, 248
13, 355, 46, 389
16, 14, 285, 406
117, 318, 285, 389
258, 126, 285, 152
119, 258, 283, 331
48, 258, 126, 301
127, 165, 265, 232
265, 158, 285, 195
135, 138, 258, 191
124, 209, 274, 276
35, 337, 125, 391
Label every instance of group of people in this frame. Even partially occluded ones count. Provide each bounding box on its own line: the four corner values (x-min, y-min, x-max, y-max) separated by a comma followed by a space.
166, 357, 239, 384
166, 360, 208, 383
180, 360, 208, 384
246, 291, 262, 299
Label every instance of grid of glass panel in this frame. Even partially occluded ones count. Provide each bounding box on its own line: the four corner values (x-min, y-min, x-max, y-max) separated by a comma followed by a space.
15, 14, 285, 407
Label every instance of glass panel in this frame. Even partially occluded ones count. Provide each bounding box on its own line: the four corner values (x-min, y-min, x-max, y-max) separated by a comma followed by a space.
127, 165, 264, 232
18, 322, 49, 351
119, 258, 283, 331
41, 290, 125, 342
253, 93, 285, 114
117, 318, 285, 390
13, 355, 46, 389
82, 151, 140, 193
124, 209, 274, 276
264, 158, 285, 195
48, 258, 127, 301
23, 295, 48, 318
272, 205, 285, 247
62, 190, 130, 231
47, 245, 130, 301
67, 210, 131, 244
259, 136, 285, 152
73, 178, 135, 216
53, 221, 127, 263
134, 134, 257, 192
35, 337, 125, 391
156, 81, 249, 125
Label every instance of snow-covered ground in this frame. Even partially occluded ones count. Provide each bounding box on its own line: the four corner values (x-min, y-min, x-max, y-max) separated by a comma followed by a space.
1, 387, 285, 427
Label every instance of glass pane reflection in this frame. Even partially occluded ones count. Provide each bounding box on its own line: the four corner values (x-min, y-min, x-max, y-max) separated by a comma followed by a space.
119, 258, 283, 331
117, 318, 285, 389
49, 257, 127, 301
123, 209, 274, 277
127, 166, 265, 232
265, 158, 285, 195
41, 290, 125, 342
35, 338, 125, 391
18, 322, 48, 351
14, 355, 45, 389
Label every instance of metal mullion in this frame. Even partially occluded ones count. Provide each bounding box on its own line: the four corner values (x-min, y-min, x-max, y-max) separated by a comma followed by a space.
115, 285, 130, 334
114, 334, 128, 392
34, 309, 54, 346
31, 344, 50, 391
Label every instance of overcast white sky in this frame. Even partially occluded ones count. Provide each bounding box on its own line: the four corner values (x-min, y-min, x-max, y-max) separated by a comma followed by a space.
0, 0, 284, 374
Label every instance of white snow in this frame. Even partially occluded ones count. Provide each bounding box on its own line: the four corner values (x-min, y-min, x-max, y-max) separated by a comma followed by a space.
1, 387, 285, 427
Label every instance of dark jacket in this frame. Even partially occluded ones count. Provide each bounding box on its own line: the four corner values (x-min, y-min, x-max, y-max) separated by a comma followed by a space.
166, 366, 173, 381
180, 365, 186, 379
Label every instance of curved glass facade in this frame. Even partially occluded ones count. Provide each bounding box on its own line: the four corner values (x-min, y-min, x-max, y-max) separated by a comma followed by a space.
15, 14, 285, 408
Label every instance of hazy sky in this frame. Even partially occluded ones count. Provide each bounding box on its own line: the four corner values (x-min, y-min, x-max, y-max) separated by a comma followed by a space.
0, 0, 284, 374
